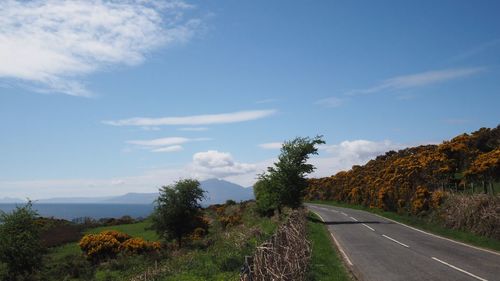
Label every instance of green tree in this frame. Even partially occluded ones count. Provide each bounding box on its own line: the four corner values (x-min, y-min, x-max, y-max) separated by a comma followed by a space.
0, 201, 44, 280
254, 177, 278, 216
256, 136, 325, 214
151, 179, 205, 248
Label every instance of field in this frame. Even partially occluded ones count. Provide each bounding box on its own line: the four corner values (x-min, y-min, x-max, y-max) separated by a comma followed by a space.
45, 202, 279, 281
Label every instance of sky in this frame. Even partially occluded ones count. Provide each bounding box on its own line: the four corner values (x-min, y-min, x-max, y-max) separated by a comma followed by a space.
1, 0, 499, 199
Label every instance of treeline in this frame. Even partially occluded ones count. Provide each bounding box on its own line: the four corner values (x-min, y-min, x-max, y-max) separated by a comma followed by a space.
305, 125, 500, 215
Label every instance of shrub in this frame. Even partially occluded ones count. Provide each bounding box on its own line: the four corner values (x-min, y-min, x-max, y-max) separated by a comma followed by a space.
44, 253, 94, 280
411, 186, 430, 214
440, 194, 500, 239
0, 202, 44, 279
119, 238, 161, 255
79, 233, 121, 263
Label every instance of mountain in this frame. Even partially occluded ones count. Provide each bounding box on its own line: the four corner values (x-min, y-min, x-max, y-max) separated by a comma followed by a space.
35, 179, 254, 205
200, 178, 254, 205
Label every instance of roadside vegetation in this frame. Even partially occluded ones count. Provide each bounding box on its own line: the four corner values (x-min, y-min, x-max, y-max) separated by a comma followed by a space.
306, 126, 500, 248
307, 212, 351, 281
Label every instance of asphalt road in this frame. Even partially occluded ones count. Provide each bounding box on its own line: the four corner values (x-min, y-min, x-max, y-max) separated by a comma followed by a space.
306, 203, 500, 281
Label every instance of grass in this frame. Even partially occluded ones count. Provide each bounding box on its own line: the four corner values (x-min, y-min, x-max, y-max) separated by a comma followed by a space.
307, 212, 352, 281
309, 200, 500, 252
86, 219, 159, 241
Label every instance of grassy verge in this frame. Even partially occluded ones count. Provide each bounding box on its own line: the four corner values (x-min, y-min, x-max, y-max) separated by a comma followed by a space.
307, 212, 351, 281
309, 200, 500, 252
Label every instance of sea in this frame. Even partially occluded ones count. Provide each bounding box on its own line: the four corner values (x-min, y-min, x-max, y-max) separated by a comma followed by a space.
0, 203, 154, 221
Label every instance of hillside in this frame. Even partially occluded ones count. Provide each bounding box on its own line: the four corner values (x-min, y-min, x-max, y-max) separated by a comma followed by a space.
306, 125, 500, 214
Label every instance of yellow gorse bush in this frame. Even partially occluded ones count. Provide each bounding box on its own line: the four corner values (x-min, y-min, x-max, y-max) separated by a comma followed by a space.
79, 230, 161, 262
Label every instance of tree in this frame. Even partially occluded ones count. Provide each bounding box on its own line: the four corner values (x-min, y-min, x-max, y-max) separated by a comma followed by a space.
256, 136, 325, 214
151, 179, 205, 248
0, 201, 44, 280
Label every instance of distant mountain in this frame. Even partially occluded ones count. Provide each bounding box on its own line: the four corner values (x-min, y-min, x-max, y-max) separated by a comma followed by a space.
34, 179, 254, 205
200, 178, 254, 205
0, 197, 24, 203
103, 193, 157, 204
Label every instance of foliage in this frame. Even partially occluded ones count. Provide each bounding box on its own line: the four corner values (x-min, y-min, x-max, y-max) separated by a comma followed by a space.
79, 230, 160, 263
119, 238, 161, 255
79, 232, 122, 263
37, 217, 83, 247
254, 177, 278, 216
151, 179, 206, 248
256, 136, 325, 214
130, 201, 278, 281
0, 201, 44, 280
43, 253, 94, 280
306, 125, 500, 215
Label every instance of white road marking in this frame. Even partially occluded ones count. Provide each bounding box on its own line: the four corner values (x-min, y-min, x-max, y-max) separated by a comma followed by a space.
350, 216, 358, 221
369, 212, 500, 256
382, 234, 410, 248
432, 257, 488, 281
341, 212, 348, 216
362, 223, 375, 231
331, 233, 354, 266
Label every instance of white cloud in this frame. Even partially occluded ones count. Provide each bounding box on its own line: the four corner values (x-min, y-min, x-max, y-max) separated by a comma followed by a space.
103, 109, 277, 126
311, 140, 406, 177
0, 139, 421, 198
0, 150, 263, 198
151, 145, 183, 153
126, 136, 209, 152
0, 0, 200, 96
315, 97, 344, 108
189, 150, 256, 178
347, 67, 484, 96
178, 127, 209, 131
258, 142, 283, 149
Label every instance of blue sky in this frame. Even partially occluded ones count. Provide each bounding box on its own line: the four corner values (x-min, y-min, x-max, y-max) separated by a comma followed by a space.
1, 0, 499, 199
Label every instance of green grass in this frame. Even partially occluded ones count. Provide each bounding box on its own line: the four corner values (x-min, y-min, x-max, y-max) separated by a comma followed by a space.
309, 200, 500, 252
86, 219, 159, 241
49, 219, 159, 261
307, 212, 351, 281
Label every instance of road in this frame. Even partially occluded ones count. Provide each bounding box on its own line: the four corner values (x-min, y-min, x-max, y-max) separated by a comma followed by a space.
306, 203, 500, 281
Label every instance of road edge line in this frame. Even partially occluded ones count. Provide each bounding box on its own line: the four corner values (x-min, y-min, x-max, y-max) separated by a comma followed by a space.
431, 257, 488, 281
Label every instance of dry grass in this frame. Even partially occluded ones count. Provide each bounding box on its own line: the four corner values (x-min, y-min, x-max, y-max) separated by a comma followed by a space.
241, 209, 311, 281
440, 194, 500, 240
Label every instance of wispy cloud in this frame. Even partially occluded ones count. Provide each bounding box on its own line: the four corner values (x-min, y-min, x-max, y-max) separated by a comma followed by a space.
127, 137, 210, 152
346, 67, 485, 96
151, 145, 184, 153
0, 0, 201, 96
178, 127, 209, 131
103, 109, 277, 126
315, 97, 344, 108
449, 39, 500, 63
258, 142, 283, 149
255, 98, 279, 104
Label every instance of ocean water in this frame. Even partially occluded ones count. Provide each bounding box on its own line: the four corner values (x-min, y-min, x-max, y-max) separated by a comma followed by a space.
0, 203, 154, 220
